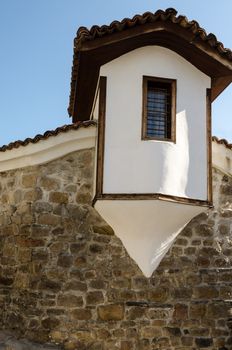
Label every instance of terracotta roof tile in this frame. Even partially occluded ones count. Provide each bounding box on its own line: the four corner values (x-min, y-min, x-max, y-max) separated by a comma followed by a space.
75, 9, 232, 59
0, 120, 96, 153
68, 8, 232, 117
212, 136, 232, 150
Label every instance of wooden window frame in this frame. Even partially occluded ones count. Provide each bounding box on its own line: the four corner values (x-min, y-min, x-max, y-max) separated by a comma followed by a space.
142, 76, 176, 142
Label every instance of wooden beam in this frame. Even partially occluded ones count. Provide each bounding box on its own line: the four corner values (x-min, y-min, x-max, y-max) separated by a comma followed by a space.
93, 193, 212, 208
206, 88, 213, 206
95, 76, 107, 197
211, 76, 232, 101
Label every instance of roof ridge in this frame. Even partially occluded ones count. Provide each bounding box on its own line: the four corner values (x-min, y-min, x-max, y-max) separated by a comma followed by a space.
0, 120, 97, 153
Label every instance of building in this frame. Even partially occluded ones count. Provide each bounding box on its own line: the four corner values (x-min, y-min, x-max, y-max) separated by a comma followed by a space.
0, 8, 231, 350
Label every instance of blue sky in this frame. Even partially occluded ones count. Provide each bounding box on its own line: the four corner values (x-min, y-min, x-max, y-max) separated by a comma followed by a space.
0, 0, 231, 145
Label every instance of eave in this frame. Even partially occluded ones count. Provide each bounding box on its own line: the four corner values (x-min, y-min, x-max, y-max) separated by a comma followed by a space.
68, 8, 232, 122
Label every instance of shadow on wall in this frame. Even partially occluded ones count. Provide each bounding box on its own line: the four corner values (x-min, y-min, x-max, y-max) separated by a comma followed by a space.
161, 109, 189, 197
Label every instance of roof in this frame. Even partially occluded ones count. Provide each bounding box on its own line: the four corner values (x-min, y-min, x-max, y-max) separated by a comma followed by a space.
0, 120, 96, 152
68, 8, 232, 122
212, 136, 232, 150
75, 9, 232, 58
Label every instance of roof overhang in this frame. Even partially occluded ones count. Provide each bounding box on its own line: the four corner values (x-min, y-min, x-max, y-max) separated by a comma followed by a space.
68, 8, 232, 122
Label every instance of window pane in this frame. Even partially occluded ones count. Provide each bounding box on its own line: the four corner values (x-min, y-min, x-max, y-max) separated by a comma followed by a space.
146, 81, 171, 139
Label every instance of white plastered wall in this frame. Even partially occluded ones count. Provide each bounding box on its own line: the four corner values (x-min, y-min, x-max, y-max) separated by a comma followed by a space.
100, 46, 211, 200
213, 142, 232, 176
95, 200, 207, 277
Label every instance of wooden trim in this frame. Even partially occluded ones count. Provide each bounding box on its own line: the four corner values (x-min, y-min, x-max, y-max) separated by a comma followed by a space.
79, 22, 232, 70
211, 76, 232, 102
207, 88, 213, 205
93, 193, 212, 208
95, 76, 107, 197
90, 76, 101, 120
72, 57, 100, 122
142, 76, 176, 142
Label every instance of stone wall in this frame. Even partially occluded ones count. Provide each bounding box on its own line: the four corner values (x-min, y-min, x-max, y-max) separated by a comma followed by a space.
0, 148, 231, 350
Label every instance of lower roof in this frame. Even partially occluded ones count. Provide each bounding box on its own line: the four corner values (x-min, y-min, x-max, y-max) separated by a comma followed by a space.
0, 121, 96, 152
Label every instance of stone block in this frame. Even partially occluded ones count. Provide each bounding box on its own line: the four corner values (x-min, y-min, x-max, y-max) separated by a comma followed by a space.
71, 308, 92, 320
173, 304, 188, 320
195, 338, 213, 348
38, 214, 61, 226
57, 294, 83, 308
0, 276, 14, 286
189, 303, 206, 318
92, 224, 114, 236
96, 329, 111, 340
40, 177, 60, 191
18, 249, 31, 263
89, 244, 104, 254
148, 287, 169, 302
24, 187, 43, 201
22, 174, 37, 188
89, 279, 105, 290
164, 327, 182, 336
76, 191, 92, 204
86, 291, 104, 305
39, 278, 61, 292
193, 286, 219, 299
32, 249, 48, 262
64, 281, 87, 292
70, 243, 86, 254
41, 317, 60, 329
207, 303, 229, 318
57, 253, 73, 268
49, 192, 69, 204
98, 304, 124, 321
31, 225, 50, 237
32, 202, 53, 213
120, 341, 134, 350
13, 272, 29, 289
141, 327, 162, 338
127, 306, 147, 320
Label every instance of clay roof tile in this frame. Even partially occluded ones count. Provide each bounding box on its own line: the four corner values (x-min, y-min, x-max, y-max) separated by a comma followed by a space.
0, 120, 96, 152
212, 136, 232, 150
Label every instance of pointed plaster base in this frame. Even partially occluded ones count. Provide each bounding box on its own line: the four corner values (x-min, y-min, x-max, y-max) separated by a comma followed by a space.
95, 199, 207, 277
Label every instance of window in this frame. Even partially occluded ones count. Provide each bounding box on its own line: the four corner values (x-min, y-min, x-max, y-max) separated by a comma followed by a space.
142, 76, 176, 141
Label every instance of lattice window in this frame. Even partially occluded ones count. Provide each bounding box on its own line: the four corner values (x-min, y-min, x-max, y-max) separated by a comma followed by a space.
142, 76, 176, 141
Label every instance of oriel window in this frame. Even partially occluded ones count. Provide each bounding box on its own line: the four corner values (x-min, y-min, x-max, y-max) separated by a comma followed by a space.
142, 76, 176, 142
